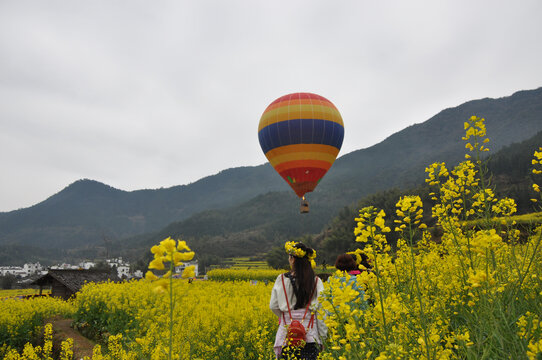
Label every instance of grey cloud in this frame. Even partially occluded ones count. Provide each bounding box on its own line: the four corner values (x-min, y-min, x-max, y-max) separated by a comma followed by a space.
1, 0, 542, 211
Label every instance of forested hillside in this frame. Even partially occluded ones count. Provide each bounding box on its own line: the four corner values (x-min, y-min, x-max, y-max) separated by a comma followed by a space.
0, 166, 285, 248
322, 87, 542, 200
130, 129, 542, 269
316, 129, 542, 263
1, 87, 541, 265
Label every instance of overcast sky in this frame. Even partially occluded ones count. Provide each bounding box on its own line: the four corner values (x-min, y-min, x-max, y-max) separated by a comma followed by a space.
1, 1, 542, 212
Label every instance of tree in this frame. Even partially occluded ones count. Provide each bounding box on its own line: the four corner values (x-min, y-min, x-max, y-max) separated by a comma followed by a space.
92, 260, 116, 276
266, 246, 289, 269
130, 258, 148, 273
0, 274, 18, 289
196, 254, 224, 274
319, 206, 358, 263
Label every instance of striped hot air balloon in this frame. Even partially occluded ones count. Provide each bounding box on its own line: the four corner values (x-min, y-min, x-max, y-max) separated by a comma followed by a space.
258, 93, 344, 206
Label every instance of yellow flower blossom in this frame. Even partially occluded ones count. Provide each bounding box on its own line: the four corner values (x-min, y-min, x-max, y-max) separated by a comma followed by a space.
160, 237, 177, 253
149, 258, 165, 270
145, 271, 159, 281
181, 265, 196, 279
177, 240, 191, 252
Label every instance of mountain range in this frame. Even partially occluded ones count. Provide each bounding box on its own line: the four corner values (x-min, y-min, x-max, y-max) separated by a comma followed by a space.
1, 87, 542, 266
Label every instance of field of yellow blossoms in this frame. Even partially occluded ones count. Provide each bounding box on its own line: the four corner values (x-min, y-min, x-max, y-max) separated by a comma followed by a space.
1, 278, 278, 360
319, 116, 542, 360
206, 268, 283, 282
1, 116, 541, 359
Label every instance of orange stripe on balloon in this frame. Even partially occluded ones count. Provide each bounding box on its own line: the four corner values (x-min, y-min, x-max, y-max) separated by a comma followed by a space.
265, 144, 339, 158
264, 98, 337, 112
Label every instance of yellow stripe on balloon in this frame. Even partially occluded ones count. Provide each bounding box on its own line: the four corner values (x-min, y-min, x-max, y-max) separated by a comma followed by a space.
268, 151, 336, 167
265, 144, 339, 167
258, 105, 343, 131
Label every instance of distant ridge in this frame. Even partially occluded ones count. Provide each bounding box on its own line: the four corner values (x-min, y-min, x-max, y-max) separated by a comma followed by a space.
133, 88, 542, 259
0, 165, 286, 250
1, 87, 541, 265
324, 87, 542, 199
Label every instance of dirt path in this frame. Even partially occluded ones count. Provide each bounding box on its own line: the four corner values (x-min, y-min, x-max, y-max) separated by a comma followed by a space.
49, 317, 95, 359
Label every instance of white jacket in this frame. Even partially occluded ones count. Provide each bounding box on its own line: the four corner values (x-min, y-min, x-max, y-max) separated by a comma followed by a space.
269, 273, 327, 346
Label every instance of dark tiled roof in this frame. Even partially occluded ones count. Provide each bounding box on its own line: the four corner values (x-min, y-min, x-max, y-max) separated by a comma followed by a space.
31, 269, 120, 292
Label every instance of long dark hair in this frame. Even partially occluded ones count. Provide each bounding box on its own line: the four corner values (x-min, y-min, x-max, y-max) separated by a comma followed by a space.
291, 243, 316, 309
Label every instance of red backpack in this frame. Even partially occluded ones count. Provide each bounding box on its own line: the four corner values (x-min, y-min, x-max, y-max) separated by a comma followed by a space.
281, 274, 317, 347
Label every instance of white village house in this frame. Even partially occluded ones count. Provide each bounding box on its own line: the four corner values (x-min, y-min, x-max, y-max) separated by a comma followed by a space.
106, 257, 130, 279
0, 257, 191, 281
0, 262, 44, 277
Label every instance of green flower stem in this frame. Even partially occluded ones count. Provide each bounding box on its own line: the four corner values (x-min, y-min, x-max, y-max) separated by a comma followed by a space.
169, 257, 174, 360
444, 218, 470, 286
369, 222, 390, 345
512, 228, 542, 300
438, 183, 474, 273
465, 232, 475, 270
473, 137, 492, 230
407, 222, 431, 360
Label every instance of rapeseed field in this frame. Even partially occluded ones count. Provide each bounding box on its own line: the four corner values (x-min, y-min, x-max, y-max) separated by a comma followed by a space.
1, 116, 541, 359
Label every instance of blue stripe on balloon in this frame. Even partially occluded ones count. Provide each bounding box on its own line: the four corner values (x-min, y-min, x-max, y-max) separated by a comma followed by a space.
258, 119, 344, 154
277, 121, 290, 146
333, 121, 344, 148
289, 119, 301, 144
301, 119, 314, 144
312, 118, 325, 144
258, 125, 269, 152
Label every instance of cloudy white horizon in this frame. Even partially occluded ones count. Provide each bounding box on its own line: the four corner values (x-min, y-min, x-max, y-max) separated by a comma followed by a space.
1, 1, 542, 212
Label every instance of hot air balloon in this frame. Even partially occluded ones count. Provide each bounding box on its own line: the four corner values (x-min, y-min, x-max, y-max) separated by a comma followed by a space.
258, 93, 344, 213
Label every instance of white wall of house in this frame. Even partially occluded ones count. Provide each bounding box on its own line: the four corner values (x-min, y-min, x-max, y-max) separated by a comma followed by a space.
79, 261, 96, 270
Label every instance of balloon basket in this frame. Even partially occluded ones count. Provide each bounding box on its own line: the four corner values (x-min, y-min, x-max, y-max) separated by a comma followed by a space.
300, 198, 309, 214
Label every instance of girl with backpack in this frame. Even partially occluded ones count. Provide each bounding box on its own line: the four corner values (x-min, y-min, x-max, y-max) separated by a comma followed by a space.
269, 241, 327, 359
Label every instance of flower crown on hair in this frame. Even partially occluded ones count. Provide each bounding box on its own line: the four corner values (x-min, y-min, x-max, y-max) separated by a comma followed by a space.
347, 250, 362, 265
285, 241, 317, 268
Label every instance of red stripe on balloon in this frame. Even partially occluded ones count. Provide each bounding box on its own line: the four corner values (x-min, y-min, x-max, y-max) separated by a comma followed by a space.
268, 92, 331, 107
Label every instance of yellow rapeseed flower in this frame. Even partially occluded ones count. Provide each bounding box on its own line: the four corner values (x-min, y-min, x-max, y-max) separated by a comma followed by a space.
145, 271, 159, 281
181, 265, 196, 279
149, 258, 165, 270
160, 237, 177, 253
177, 240, 191, 252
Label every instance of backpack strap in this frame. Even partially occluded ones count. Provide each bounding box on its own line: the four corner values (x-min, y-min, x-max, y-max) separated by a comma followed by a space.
303, 278, 318, 328
282, 274, 318, 327
302, 278, 317, 319
281, 274, 293, 324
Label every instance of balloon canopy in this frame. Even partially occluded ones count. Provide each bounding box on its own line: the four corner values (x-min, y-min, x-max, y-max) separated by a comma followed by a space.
258, 92, 344, 198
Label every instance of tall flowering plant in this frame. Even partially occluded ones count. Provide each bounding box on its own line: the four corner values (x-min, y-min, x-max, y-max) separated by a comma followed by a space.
146, 237, 195, 360
319, 116, 542, 360
531, 146, 542, 204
